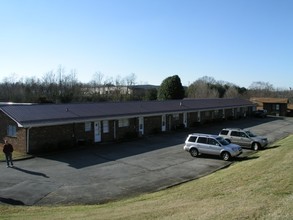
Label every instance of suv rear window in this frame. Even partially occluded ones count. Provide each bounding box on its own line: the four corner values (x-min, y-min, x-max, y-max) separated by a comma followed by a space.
220, 130, 229, 135
187, 136, 197, 142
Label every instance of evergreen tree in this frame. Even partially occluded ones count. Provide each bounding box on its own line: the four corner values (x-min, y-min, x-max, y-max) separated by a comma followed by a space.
158, 75, 185, 100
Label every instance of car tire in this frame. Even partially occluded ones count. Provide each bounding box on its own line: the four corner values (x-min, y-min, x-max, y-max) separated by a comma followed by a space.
252, 142, 260, 151
190, 148, 199, 157
221, 152, 231, 161
225, 139, 231, 143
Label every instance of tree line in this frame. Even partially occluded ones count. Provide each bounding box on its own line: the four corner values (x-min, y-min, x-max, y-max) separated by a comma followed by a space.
0, 70, 292, 103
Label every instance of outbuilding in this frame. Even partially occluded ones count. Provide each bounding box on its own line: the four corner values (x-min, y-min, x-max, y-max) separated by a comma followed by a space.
250, 97, 288, 116
0, 98, 255, 154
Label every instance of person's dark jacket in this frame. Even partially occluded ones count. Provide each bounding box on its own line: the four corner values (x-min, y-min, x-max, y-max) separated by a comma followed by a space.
3, 143, 13, 154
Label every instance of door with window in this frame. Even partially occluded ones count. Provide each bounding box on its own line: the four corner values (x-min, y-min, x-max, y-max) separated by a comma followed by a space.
196, 137, 208, 154
230, 131, 241, 145
238, 131, 251, 147
94, 121, 101, 142
207, 138, 221, 155
183, 112, 187, 128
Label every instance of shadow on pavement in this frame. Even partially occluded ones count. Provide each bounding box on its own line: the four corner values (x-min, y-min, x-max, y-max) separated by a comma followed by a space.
37, 117, 281, 169
12, 166, 49, 178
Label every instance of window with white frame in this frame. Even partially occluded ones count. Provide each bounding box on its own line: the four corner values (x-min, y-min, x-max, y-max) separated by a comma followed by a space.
103, 120, 109, 133
7, 125, 16, 137
173, 114, 179, 120
85, 122, 91, 132
276, 104, 280, 111
118, 118, 129, 127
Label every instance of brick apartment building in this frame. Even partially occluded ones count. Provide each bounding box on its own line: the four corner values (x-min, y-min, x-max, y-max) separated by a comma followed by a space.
0, 98, 255, 154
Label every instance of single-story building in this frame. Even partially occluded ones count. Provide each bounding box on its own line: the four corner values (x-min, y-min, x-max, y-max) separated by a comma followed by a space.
250, 97, 288, 116
287, 104, 293, 117
0, 98, 255, 154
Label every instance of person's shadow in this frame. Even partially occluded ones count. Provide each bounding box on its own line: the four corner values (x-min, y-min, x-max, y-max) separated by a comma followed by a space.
12, 166, 49, 178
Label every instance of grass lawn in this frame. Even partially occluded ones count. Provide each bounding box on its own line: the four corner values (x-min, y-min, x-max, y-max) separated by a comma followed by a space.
0, 135, 292, 220
0, 151, 32, 161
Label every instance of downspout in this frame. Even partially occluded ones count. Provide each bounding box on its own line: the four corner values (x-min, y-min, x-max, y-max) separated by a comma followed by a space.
26, 127, 31, 154
114, 120, 117, 140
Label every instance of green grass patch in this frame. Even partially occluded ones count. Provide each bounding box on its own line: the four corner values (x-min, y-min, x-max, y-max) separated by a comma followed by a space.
0, 151, 32, 161
1, 135, 293, 220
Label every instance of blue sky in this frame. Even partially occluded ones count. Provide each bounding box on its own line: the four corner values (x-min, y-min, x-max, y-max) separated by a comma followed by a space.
1, 0, 292, 89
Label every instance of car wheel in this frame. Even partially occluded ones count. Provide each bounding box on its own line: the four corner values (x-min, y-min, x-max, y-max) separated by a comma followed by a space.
252, 142, 260, 151
190, 148, 199, 157
221, 152, 231, 161
225, 139, 231, 143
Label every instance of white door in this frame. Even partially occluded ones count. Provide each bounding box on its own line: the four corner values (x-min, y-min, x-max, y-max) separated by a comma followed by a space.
183, 112, 187, 128
197, 111, 201, 122
139, 117, 144, 135
94, 121, 101, 142
162, 114, 166, 131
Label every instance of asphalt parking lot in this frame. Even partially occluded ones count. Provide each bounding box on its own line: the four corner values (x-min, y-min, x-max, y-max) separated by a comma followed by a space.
1, 116, 293, 206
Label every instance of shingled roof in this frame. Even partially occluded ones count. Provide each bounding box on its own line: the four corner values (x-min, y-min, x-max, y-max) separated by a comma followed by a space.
250, 97, 289, 104
0, 98, 254, 127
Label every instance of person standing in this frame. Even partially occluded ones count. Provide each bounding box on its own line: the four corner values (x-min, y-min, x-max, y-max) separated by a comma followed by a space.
3, 140, 14, 167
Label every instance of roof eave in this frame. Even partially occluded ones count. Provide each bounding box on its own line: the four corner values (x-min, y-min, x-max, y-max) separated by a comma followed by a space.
18, 104, 255, 128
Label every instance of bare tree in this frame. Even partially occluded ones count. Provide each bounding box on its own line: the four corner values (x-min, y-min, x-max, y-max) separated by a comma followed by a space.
248, 81, 275, 97
187, 79, 219, 98
125, 73, 136, 87
41, 71, 59, 101
91, 71, 104, 86
125, 73, 137, 99
224, 86, 240, 98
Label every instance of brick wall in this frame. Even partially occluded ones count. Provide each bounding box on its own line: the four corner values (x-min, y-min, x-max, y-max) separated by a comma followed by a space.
264, 103, 287, 116
188, 112, 199, 127
74, 122, 94, 144
0, 111, 27, 153
28, 119, 140, 153
1, 105, 256, 154
144, 116, 161, 134
115, 118, 138, 140
29, 124, 76, 153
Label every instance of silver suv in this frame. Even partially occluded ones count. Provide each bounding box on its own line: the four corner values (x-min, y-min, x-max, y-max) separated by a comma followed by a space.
183, 133, 242, 161
219, 128, 268, 151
